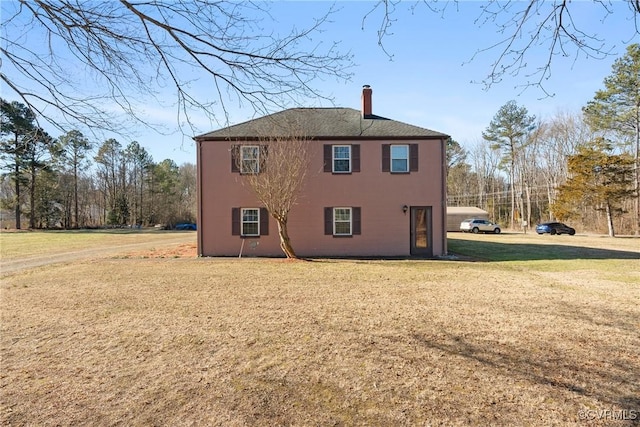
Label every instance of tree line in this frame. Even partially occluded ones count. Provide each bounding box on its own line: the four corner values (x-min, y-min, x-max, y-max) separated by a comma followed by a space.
2, 35, 637, 237
447, 44, 639, 237
0, 100, 196, 230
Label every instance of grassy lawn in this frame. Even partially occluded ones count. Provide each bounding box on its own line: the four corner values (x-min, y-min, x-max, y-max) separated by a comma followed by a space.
0, 228, 186, 260
448, 232, 640, 262
1, 231, 638, 425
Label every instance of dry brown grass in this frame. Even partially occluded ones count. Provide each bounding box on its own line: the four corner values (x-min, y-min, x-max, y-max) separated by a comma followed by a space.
1, 233, 639, 426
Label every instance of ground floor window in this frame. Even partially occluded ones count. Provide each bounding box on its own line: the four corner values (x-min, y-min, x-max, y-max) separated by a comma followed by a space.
241, 208, 259, 236
333, 207, 352, 235
324, 207, 361, 237
232, 207, 269, 237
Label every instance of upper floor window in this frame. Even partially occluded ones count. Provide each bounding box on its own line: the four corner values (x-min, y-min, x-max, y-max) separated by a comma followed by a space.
231, 145, 265, 174
241, 145, 260, 174
382, 144, 419, 173
390, 145, 409, 173
333, 145, 351, 173
323, 144, 360, 174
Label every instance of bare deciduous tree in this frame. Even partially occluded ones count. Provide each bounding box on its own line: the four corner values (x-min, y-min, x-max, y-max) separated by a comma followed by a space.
1, 1, 353, 134
235, 131, 311, 259
538, 110, 593, 221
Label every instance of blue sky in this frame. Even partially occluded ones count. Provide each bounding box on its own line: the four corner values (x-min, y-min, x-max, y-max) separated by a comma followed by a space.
2, 1, 638, 166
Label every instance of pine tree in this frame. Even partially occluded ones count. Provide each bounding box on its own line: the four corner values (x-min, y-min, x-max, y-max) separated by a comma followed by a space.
553, 139, 636, 237
0, 99, 37, 229
583, 43, 640, 234
23, 128, 57, 229
482, 100, 536, 230
57, 130, 93, 228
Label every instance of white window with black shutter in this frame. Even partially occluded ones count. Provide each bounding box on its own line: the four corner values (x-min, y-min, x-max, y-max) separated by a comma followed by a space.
323, 144, 360, 174
231, 145, 267, 174
324, 207, 361, 237
231, 207, 269, 237
391, 145, 409, 172
382, 144, 419, 173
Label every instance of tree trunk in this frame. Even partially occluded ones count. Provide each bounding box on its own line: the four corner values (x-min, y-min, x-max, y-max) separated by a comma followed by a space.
29, 165, 36, 229
525, 180, 532, 230
605, 201, 615, 237
14, 159, 21, 230
510, 162, 516, 230
73, 162, 79, 228
546, 181, 554, 221
276, 219, 297, 259
635, 121, 639, 235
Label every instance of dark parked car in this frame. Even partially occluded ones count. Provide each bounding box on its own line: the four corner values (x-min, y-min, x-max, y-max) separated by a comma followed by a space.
175, 223, 197, 230
536, 222, 575, 235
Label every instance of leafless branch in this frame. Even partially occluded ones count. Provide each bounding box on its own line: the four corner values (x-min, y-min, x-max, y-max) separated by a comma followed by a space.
1, 1, 353, 136
366, 0, 639, 95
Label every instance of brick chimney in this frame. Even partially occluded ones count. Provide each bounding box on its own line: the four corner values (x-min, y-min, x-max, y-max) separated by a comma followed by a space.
361, 85, 372, 118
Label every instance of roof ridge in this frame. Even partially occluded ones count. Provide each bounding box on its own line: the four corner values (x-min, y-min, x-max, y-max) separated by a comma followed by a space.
195, 108, 449, 140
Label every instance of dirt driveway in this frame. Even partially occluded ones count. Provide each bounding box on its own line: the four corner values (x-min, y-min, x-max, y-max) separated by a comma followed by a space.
0, 233, 196, 277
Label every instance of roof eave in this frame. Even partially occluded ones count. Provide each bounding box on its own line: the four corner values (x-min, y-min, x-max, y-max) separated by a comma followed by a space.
194, 134, 449, 142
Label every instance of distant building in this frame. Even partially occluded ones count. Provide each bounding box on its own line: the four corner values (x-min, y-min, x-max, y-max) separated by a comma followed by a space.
446, 207, 489, 232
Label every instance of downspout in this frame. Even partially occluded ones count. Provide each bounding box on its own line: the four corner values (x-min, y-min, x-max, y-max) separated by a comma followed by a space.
196, 138, 204, 256
441, 137, 448, 256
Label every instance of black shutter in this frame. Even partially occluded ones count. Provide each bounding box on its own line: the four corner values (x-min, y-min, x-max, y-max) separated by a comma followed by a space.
352, 144, 360, 172
260, 208, 269, 235
382, 144, 390, 172
323, 145, 332, 172
410, 144, 419, 172
324, 207, 333, 235
231, 145, 240, 173
352, 207, 361, 235
231, 207, 240, 235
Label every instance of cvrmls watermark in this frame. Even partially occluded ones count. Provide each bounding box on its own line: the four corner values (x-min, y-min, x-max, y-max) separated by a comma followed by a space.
578, 408, 638, 421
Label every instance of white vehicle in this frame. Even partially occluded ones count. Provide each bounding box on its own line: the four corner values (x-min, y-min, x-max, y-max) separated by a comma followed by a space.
460, 218, 501, 234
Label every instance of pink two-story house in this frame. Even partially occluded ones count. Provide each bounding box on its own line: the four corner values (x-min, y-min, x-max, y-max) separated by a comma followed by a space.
195, 86, 449, 257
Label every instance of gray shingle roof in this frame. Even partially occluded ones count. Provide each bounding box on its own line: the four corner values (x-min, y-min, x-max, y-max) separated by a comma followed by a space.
195, 108, 448, 140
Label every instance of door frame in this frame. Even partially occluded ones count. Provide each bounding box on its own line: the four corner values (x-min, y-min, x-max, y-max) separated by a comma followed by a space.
410, 206, 432, 257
